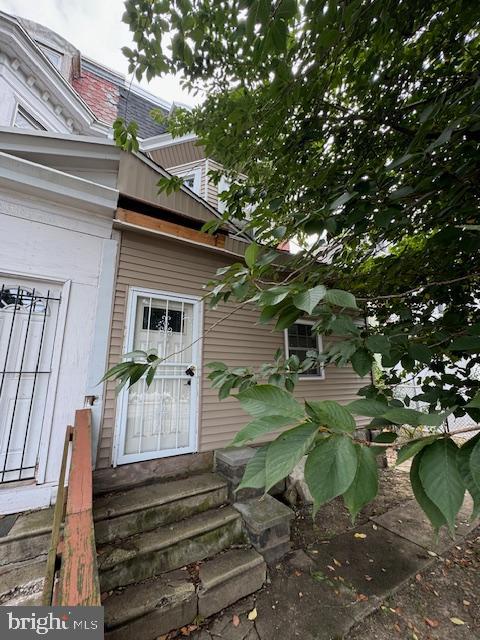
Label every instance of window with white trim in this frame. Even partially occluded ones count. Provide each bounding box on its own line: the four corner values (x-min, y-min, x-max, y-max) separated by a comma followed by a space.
176, 167, 202, 194
38, 43, 63, 70
285, 320, 324, 378
13, 106, 46, 131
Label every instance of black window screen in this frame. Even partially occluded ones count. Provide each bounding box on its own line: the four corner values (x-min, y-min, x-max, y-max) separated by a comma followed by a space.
287, 322, 322, 376
142, 307, 183, 332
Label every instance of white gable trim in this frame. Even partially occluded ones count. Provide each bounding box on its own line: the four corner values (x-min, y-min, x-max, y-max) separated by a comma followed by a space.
140, 131, 198, 152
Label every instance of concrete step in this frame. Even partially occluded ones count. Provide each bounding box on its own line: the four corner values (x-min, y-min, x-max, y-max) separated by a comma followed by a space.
94, 473, 228, 544
0, 558, 46, 606
198, 548, 266, 618
103, 550, 266, 640
104, 570, 196, 640
0, 508, 53, 568
98, 506, 244, 591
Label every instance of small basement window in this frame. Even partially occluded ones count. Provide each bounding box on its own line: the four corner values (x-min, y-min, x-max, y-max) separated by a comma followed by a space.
285, 321, 324, 378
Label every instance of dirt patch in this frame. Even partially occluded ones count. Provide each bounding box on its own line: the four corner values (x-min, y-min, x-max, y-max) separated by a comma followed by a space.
346, 528, 480, 640
291, 466, 413, 549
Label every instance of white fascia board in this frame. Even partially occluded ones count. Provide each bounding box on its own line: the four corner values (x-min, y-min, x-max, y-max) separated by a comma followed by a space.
0, 126, 119, 162
140, 131, 198, 152
0, 14, 102, 134
0, 151, 118, 216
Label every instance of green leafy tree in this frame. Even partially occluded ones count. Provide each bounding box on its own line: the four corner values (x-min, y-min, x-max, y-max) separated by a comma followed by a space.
107, 0, 480, 532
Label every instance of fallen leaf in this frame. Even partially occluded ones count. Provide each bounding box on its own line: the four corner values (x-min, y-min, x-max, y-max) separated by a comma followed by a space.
425, 618, 439, 628
294, 570, 302, 576
427, 550, 437, 557
365, 575, 373, 581
356, 593, 368, 601
354, 533, 367, 539
463, 600, 470, 606
394, 623, 401, 633
232, 615, 240, 627
450, 617, 465, 626
333, 558, 342, 567
415, 574, 422, 582
372, 524, 378, 530
248, 608, 258, 621
299, 592, 303, 598
327, 565, 336, 572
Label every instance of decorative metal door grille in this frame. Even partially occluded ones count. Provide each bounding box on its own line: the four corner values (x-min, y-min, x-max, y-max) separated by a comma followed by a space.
0, 285, 61, 483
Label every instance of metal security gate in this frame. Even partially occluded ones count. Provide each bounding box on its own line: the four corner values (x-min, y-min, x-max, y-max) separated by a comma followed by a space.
115, 288, 201, 465
0, 283, 61, 483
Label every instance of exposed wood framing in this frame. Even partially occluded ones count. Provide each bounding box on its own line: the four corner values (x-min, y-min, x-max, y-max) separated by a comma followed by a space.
116, 207, 226, 248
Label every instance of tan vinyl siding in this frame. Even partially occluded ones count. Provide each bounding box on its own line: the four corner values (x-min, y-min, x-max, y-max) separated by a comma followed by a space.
149, 139, 206, 168
98, 230, 368, 468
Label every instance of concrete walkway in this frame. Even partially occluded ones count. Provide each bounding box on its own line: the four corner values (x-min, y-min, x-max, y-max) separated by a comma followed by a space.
190, 496, 478, 640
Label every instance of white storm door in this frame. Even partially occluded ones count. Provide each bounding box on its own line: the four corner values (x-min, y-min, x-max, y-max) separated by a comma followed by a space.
116, 288, 201, 465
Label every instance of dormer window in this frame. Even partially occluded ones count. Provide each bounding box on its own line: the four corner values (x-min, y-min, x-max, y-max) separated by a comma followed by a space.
175, 167, 201, 195
38, 43, 63, 70
14, 106, 46, 131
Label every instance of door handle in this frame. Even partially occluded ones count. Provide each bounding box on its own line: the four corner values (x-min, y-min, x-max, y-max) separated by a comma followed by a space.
185, 366, 195, 377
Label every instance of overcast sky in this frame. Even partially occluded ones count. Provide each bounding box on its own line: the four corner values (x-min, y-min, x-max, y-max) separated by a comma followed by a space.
0, 0, 199, 106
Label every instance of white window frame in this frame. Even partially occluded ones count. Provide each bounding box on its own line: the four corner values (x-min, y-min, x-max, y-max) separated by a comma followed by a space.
12, 104, 46, 131
176, 167, 202, 195
113, 287, 202, 466
38, 43, 64, 70
217, 175, 230, 214
284, 319, 325, 380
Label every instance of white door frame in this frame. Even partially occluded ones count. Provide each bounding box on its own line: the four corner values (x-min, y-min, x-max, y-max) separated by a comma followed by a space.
113, 286, 202, 466
0, 271, 70, 486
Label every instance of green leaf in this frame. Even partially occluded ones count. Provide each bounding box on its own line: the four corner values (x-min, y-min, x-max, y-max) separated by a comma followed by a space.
457, 434, 480, 519
237, 384, 304, 419
292, 285, 326, 314
450, 336, 480, 352
410, 451, 447, 533
219, 378, 236, 399
265, 422, 318, 491
419, 439, 465, 533
245, 243, 260, 269
382, 407, 423, 426
351, 348, 373, 377
325, 289, 357, 309
408, 343, 432, 364
275, 306, 301, 330
330, 315, 359, 336
396, 435, 439, 465
347, 398, 389, 418
366, 335, 391, 356
306, 400, 356, 433
230, 415, 295, 446
276, 0, 297, 19
236, 446, 268, 492
343, 445, 378, 521
259, 286, 290, 306
330, 191, 354, 209
471, 435, 480, 491
466, 392, 480, 409
373, 431, 398, 444
305, 435, 358, 513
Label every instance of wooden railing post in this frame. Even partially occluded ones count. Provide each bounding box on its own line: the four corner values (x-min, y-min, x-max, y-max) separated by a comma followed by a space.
43, 409, 100, 606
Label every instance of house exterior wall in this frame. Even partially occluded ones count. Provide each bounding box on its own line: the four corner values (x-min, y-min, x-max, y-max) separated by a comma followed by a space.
0, 187, 117, 512
98, 230, 368, 469
149, 139, 205, 169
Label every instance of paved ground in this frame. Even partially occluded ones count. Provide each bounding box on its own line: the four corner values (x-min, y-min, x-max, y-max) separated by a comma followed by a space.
187, 496, 478, 640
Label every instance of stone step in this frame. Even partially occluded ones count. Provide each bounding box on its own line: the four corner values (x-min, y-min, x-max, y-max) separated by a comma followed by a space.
0, 558, 46, 606
103, 550, 266, 640
94, 473, 228, 544
0, 508, 53, 568
98, 506, 244, 591
198, 548, 266, 618
104, 570, 197, 640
